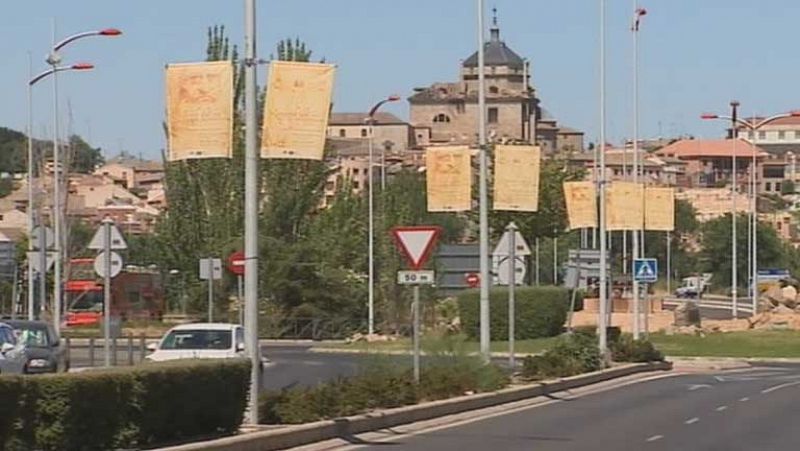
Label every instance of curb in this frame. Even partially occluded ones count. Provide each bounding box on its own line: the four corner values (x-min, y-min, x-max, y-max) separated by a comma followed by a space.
308, 347, 541, 358
156, 361, 671, 451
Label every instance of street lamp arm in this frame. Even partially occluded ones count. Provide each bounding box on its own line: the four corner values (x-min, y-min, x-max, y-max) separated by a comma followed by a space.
703, 112, 800, 131
53, 28, 122, 52
367, 95, 401, 122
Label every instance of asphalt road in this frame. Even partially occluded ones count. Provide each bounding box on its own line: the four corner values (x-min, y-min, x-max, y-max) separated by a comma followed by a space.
348, 364, 800, 451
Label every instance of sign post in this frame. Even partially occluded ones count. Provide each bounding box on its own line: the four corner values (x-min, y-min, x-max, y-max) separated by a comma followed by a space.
634, 258, 658, 337
89, 218, 127, 367
228, 251, 246, 326
391, 226, 441, 383
507, 222, 517, 370
200, 258, 223, 322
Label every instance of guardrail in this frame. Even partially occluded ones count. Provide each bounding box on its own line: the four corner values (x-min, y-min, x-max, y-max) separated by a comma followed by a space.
663, 297, 755, 314
64, 334, 149, 369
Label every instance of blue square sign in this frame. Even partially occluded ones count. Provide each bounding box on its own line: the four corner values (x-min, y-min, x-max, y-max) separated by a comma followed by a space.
633, 258, 658, 283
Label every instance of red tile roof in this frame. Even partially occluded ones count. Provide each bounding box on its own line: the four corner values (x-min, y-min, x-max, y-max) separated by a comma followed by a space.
654, 139, 768, 159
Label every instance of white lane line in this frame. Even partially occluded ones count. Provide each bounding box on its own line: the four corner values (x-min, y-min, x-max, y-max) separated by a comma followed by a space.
688, 384, 712, 391
739, 397, 749, 402
762, 380, 800, 394
646, 435, 664, 442
716, 405, 728, 412
685, 417, 700, 425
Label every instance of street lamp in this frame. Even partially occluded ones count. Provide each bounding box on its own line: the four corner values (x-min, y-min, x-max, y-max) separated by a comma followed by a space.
702, 109, 800, 315
365, 94, 400, 336
631, 2, 647, 339
45, 26, 121, 336
27, 62, 94, 321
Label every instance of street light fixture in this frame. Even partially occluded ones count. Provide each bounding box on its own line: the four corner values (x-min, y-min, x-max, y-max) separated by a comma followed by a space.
27, 62, 94, 321
702, 109, 800, 315
366, 94, 400, 336
45, 26, 121, 336
631, 1, 647, 339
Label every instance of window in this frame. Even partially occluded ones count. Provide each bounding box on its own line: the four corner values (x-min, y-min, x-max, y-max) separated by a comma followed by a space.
795, 131, 800, 140
235, 327, 244, 351
776, 182, 782, 193
488, 108, 499, 124
353, 180, 360, 190
352, 168, 359, 175
456, 102, 466, 114
759, 131, 766, 139
339, 129, 346, 137
779, 131, 786, 140
748, 131, 754, 139
433, 113, 451, 123
766, 182, 772, 192
160, 329, 232, 350
489, 86, 499, 94
361, 128, 368, 137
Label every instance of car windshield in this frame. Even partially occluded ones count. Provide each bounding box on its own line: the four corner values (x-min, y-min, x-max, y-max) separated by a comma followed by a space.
15, 328, 50, 348
0, 327, 17, 346
159, 329, 232, 350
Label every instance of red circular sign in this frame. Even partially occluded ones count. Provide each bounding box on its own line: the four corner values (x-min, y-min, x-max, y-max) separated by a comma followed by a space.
227, 251, 245, 276
465, 273, 480, 288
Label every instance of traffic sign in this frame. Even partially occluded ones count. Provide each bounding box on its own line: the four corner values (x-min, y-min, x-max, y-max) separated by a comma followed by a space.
496, 256, 526, 286
391, 226, 442, 270
199, 258, 223, 280
465, 272, 480, 288
31, 226, 54, 250
397, 270, 435, 285
27, 251, 56, 273
227, 251, 245, 276
633, 258, 658, 283
94, 251, 123, 278
88, 222, 128, 250
492, 229, 531, 257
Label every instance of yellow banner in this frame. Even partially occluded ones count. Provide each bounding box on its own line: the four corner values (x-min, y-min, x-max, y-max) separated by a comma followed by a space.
563, 181, 597, 230
606, 182, 644, 231
645, 187, 675, 231
493, 145, 541, 212
261, 61, 336, 160
427, 146, 472, 212
165, 61, 234, 161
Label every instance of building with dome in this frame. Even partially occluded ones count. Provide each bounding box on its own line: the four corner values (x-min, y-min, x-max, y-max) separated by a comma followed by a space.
408, 13, 583, 155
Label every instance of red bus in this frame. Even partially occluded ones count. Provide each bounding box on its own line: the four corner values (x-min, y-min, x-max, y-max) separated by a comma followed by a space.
65, 258, 165, 327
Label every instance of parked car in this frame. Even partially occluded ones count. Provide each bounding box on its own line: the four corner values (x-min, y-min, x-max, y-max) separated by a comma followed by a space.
0, 322, 27, 375
4, 320, 69, 374
145, 323, 269, 369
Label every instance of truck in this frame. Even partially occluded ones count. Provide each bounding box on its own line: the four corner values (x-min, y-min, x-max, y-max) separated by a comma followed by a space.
674, 273, 712, 299
64, 258, 165, 327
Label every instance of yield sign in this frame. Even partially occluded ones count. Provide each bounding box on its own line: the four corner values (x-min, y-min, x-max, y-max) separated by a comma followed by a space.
391, 226, 442, 270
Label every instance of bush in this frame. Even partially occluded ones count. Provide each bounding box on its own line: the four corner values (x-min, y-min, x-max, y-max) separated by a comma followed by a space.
610, 335, 664, 363
457, 286, 570, 341
258, 357, 508, 424
0, 359, 250, 451
522, 333, 602, 380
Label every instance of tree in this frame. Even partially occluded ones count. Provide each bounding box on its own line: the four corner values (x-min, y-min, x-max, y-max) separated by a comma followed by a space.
66, 135, 104, 173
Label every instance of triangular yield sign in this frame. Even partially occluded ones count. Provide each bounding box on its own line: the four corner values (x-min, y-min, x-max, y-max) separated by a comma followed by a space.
391, 226, 442, 270
88, 223, 128, 250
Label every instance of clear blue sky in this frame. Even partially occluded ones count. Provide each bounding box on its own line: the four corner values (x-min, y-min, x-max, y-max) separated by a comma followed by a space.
2, 0, 799, 159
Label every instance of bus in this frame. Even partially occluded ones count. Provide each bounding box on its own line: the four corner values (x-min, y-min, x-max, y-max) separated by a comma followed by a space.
65, 258, 165, 327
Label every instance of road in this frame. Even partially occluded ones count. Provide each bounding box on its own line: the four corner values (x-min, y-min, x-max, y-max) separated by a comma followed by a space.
339, 364, 800, 451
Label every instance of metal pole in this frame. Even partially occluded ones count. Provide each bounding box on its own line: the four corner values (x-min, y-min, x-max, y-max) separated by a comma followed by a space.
381, 144, 386, 191
666, 232, 672, 294
51, 21, 63, 337
535, 237, 540, 285
731, 101, 740, 317
631, 0, 641, 339
507, 222, 517, 370
598, 0, 609, 354
38, 219, 46, 318
238, 274, 244, 326
27, 54, 36, 321
103, 218, 111, 367
553, 236, 558, 284
477, 0, 491, 362
243, 0, 260, 425
751, 127, 758, 314
368, 121, 375, 335
412, 285, 420, 384
207, 258, 213, 322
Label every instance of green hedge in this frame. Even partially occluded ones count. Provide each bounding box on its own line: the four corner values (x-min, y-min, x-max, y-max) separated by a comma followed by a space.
259, 357, 508, 424
521, 332, 602, 380
0, 359, 250, 451
457, 286, 570, 341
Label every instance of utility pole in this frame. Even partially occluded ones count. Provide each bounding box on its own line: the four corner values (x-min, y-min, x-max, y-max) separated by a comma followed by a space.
477, 0, 491, 362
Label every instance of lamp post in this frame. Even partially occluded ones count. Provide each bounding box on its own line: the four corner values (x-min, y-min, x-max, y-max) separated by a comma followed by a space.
45, 26, 121, 336
365, 95, 400, 336
477, 0, 491, 362
28, 63, 94, 321
631, 2, 647, 339
702, 109, 800, 315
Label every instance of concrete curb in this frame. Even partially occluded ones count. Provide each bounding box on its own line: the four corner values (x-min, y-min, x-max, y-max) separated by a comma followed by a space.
156, 361, 672, 451
308, 346, 541, 358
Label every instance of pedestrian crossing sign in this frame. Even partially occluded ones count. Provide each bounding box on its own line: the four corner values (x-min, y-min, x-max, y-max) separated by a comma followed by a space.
633, 258, 658, 283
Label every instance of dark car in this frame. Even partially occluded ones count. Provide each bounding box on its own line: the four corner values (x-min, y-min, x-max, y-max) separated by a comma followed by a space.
4, 320, 69, 374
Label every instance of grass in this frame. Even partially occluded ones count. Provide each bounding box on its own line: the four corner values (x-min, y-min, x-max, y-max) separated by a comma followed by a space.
318, 330, 800, 359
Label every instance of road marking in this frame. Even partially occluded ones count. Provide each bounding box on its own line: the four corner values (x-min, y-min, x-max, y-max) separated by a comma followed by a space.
761, 380, 800, 394
688, 384, 712, 391
716, 405, 728, 412
739, 397, 749, 402
646, 435, 664, 442
685, 417, 700, 425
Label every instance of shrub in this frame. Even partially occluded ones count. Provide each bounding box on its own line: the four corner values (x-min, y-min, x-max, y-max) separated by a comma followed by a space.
258, 357, 508, 424
457, 286, 569, 341
610, 335, 664, 363
1, 359, 250, 451
522, 333, 602, 380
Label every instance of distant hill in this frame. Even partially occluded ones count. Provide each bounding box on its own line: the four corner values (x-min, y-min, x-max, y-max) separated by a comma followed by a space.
0, 126, 104, 175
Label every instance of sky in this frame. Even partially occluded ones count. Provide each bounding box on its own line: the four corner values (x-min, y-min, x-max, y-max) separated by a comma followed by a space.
2, 0, 799, 160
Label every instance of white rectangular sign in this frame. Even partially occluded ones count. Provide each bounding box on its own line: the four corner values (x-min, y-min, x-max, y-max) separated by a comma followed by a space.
397, 270, 435, 285
199, 258, 223, 280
